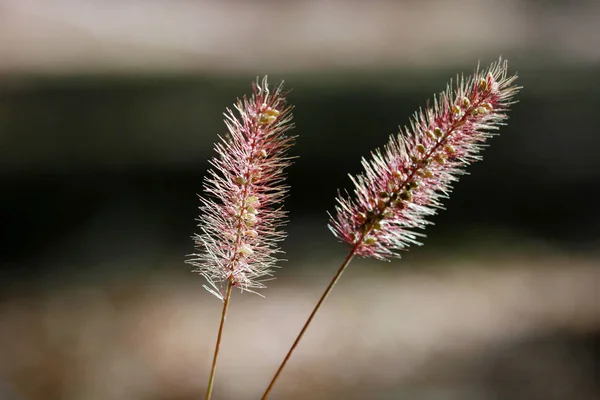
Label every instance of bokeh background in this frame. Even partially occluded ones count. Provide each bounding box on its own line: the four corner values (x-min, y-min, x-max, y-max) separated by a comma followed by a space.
1, 1, 599, 399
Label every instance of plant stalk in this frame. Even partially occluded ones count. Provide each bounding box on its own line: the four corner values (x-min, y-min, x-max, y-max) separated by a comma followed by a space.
260, 240, 362, 399
205, 280, 233, 400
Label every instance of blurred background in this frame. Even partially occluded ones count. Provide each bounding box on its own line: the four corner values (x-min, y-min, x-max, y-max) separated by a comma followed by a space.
1, 0, 599, 399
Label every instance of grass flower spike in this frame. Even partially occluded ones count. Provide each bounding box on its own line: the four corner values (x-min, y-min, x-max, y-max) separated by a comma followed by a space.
331, 58, 520, 259
261, 59, 520, 399
188, 77, 295, 400
189, 77, 295, 298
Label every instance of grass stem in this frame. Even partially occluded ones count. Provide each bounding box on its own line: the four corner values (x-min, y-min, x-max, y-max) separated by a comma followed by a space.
260, 240, 362, 399
205, 281, 233, 400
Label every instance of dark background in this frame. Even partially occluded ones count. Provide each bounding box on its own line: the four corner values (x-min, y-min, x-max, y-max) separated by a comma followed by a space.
0, 1, 599, 399
2, 65, 599, 280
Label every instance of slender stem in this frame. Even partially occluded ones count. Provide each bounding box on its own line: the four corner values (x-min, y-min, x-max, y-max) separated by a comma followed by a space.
205, 281, 233, 400
260, 241, 363, 399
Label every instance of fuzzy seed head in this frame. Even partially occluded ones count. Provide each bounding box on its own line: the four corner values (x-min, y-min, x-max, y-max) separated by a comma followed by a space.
329, 58, 520, 260
187, 77, 295, 298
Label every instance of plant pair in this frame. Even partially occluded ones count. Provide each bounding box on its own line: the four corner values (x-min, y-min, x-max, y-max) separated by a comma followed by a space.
187, 58, 520, 400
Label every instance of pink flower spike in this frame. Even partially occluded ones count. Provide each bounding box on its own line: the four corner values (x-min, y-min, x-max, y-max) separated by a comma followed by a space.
329, 58, 520, 260
188, 77, 295, 298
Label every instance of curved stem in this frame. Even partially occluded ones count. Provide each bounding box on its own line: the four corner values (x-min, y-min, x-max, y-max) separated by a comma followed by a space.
205, 281, 233, 400
260, 241, 362, 399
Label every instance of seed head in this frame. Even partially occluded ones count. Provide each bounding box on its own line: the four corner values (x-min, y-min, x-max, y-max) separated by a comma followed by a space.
329, 58, 520, 260
188, 77, 295, 299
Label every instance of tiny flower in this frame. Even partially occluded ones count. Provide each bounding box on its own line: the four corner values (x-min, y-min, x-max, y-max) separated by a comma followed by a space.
187, 77, 295, 298
329, 58, 520, 260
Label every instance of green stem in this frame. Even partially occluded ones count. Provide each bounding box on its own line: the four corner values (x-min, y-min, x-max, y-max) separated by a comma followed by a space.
205, 280, 233, 400
260, 241, 362, 399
